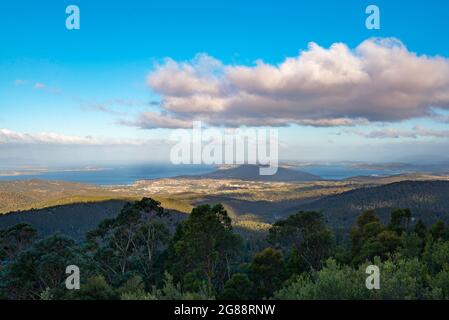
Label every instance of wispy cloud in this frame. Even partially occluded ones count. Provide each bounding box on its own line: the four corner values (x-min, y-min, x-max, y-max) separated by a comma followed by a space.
119, 111, 193, 129
80, 98, 148, 115
347, 125, 449, 139
127, 38, 449, 129
34, 82, 46, 90
81, 104, 128, 116
0, 128, 158, 146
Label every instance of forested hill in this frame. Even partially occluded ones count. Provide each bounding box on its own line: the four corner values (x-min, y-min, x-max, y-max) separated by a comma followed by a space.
0, 200, 186, 241
3, 179, 449, 242
301, 180, 449, 228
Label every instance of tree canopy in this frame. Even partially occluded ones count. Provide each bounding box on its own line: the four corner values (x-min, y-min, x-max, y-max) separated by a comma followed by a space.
1, 199, 449, 300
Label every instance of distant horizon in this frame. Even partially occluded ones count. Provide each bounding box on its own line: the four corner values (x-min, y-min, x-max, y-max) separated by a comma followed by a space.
1, 161, 448, 186
4, 158, 449, 169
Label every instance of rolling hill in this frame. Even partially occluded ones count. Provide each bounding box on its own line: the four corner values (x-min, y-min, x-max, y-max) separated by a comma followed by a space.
3, 178, 449, 241
0, 179, 136, 214
300, 180, 449, 228
0, 200, 187, 241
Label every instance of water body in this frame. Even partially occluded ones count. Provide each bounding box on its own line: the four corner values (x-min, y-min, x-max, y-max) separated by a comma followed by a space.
0, 164, 215, 185
0, 163, 409, 185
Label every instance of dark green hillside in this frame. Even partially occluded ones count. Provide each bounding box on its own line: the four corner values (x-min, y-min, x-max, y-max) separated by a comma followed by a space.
0, 200, 266, 243
0, 200, 127, 241
193, 195, 310, 223
3, 180, 449, 243
301, 180, 449, 228
0, 200, 186, 241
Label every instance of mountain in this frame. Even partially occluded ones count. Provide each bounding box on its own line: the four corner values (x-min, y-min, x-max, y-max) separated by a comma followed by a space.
300, 180, 449, 229
184, 164, 322, 182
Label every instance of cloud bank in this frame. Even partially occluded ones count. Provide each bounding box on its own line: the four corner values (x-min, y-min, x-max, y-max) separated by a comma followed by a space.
0, 129, 173, 165
0, 129, 151, 146
348, 125, 449, 139
131, 38, 449, 129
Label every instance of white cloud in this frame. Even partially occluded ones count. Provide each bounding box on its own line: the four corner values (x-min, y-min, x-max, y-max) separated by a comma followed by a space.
119, 112, 193, 129
80, 98, 148, 115
132, 38, 449, 129
148, 54, 224, 99
347, 125, 449, 139
0, 129, 156, 146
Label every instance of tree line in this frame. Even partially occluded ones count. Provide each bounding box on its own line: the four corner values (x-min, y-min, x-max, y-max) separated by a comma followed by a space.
1, 198, 449, 300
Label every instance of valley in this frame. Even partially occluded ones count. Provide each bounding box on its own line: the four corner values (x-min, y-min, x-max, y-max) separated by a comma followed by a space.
2, 165, 449, 241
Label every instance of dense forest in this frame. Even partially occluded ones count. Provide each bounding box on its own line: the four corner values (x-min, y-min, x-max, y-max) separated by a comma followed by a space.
301, 180, 449, 227
1, 197, 449, 300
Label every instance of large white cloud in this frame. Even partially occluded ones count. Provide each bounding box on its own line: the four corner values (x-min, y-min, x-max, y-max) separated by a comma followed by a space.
135, 38, 449, 129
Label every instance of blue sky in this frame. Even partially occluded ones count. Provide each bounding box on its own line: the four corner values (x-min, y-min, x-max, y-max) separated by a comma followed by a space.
1, 0, 449, 165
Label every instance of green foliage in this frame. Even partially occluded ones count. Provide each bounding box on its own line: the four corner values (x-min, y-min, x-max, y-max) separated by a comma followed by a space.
422, 239, 449, 274
66, 276, 119, 300
399, 233, 424, 258
85, 198, 170, 286
118, 275, 146, 296
219, 273, 254, 300
249, 247, 286, 299
268, 211, 333, 273
414, 219, 427, 238
121, 272, 214, 300
388, 209, 412, 235
274, 210, 449, 300
3, 200, 449, 301
0, 223, 37, 262
274, 259, 368, 300
430, 220, 447, 241
166, 204, 243, 292
351, 210, 401, 265
428, 269, 449, 299
356, 209, 380, 227
0, 234, 85, 299
274, 255, 431, 300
